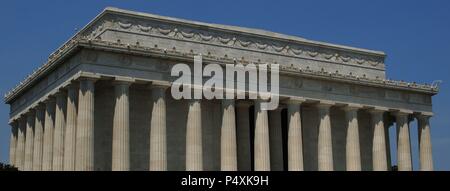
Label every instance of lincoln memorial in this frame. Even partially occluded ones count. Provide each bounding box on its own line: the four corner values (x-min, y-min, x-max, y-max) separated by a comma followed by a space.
5, 7, 438, 171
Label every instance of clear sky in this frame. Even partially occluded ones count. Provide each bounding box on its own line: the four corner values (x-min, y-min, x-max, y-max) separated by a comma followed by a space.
0, 0, 449, 170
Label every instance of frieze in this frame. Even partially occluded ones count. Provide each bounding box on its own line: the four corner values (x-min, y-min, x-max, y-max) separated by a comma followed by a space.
278, 74, 430, 105
90, 16, 386, 72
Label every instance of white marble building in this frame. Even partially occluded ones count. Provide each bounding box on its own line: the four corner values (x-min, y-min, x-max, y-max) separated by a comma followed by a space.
5, 7, 437, 171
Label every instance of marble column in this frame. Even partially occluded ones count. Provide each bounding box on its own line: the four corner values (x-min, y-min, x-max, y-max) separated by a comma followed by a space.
417, 114, 433, 171
317, 103, 333, 171
53, 92, 67, 171
32, 105, 45, 171
149, 84, 168, 171
15, 118, 26, 170
186, 99, 202, 171
112, 80, 131, 171
24, 111, 35, 171
220, 99, 237, 171
236, 101, 252, 171
269, 107, 283, 171
370, 108, 388, 171
42, 98, 56, 171
395, 111, 412, 171
63, 84, 78, 171
344, 105, 361, 171
75, 78, 96, 171
9, 122, 18, 166
254, 100, 270, 171
287, 99, 304, 171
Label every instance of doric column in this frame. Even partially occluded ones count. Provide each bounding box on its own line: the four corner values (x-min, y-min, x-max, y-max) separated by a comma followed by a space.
75, 78, 97, 171
112, 78, 133, 171
370, 108, 388, 171
317, 102, 333, 171
149, 82, 169, 171
269, 107, 283, 171
220, 99, 237, 171
15, 118, 27, 170
236, 101, 252, 171
24, 110, 35, 171
9, 122, 18, 167
395, 111, 413, 171
417, 113, 433, 171
287, 98, 304, 171
53, 92, 67, 171
344, 104, 362, 171
186, 99, 202, 171
42, 98, 56, 171
254, 100, 270, 171
63, 84, 78, 171
32, 105, 45, 171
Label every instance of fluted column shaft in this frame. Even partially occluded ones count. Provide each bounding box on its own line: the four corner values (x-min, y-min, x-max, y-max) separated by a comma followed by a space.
287, 101, 304, 171
269, 108, 283, 171
371, 110, 388, 171
418, 115, 433, 171
15, 118, 26, 170
186, 100, 202, 171
53, 93, 67, 171
317, 104, 333, 171
149, 85, 168, 171
112, 82, 131, 171
9, 122, 18, 166
344, 106, 361, 171
24, 111, 35, 171
236, 102, 251, 171
396, 113, 412, 171
254, 101, 270, 171
63, 85, 78, 171
32, 106, 45, 171
75, 78, 96, 171
221, 99, 237, 171
42, 99, 56, 171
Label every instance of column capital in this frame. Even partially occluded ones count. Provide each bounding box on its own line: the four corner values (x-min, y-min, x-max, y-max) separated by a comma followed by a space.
113, 76, 135, 86
150, 80, 171, 90
285, 97, 305, 105
75, 72, 101, 82
54, 91, 67, 98
342, 103, 363, 112
62, 82, 80, 95
65, 82, 80, 89
26, 109, 36, 117
257, 92, 275, 101
316, 100, 335, 110
392, 109, 414, 116
44, 96, 56, 104
416, 112, 433, 121
35, 102, 46, 111
18, 115, 27, 123
368, 106, 389, 114
8, 119, 18, 126
25, 109, 36, 122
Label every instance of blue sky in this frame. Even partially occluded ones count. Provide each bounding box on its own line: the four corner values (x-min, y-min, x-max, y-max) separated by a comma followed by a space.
0, 0, 449, 170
